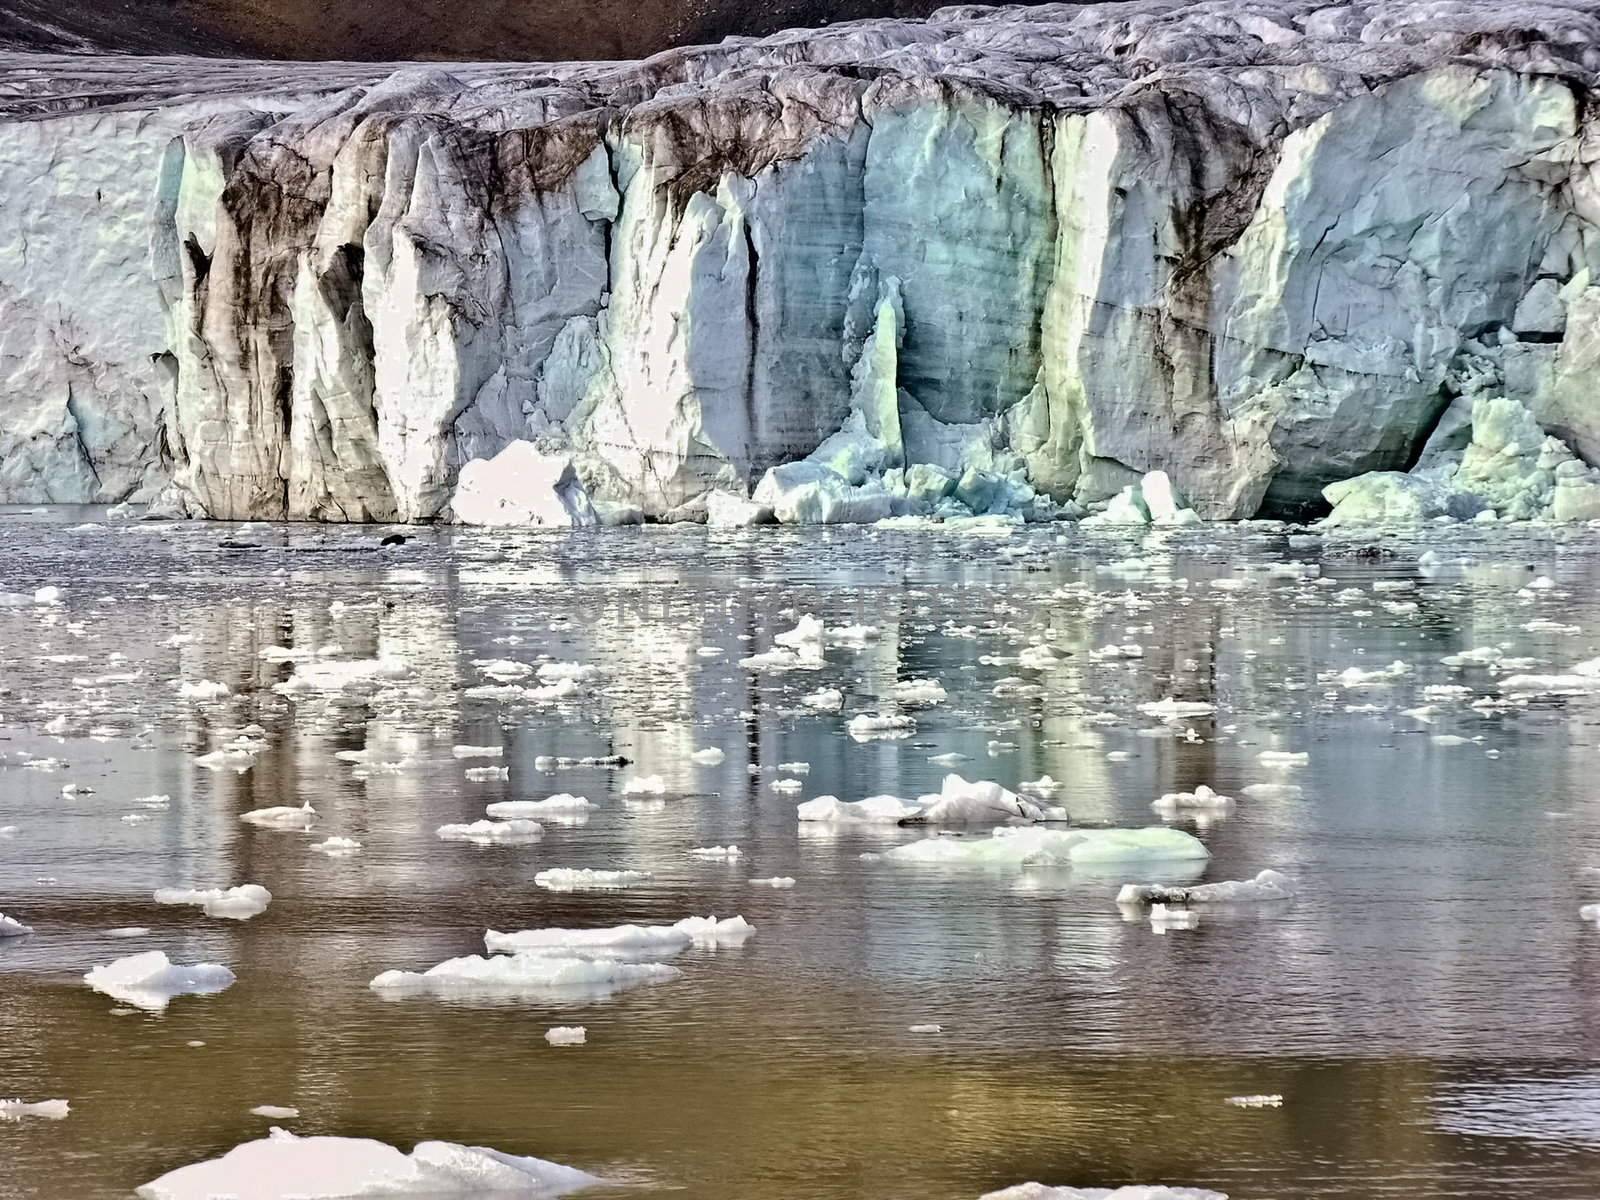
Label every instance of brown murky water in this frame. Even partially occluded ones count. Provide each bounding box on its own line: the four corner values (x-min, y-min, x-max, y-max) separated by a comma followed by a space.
3, 509, 1600, 1198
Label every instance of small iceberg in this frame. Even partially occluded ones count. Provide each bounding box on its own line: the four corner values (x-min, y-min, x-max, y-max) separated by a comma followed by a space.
135, 1128, 604, 1199
154, 884, 272, 921
1118, 869, 1294, 906
84, 951, 235, 1012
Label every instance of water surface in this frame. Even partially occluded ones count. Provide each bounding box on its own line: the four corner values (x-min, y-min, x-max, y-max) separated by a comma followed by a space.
3, 510, 1600, 1198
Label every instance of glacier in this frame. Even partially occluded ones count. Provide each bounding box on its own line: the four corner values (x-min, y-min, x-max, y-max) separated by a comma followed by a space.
9, 3, 1600, 523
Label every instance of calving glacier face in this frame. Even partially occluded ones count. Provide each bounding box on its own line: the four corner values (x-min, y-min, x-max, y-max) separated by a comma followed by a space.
9, 1, 1600, 521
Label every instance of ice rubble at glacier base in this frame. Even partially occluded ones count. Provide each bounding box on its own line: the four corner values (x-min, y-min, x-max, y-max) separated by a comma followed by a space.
12, 2, 1600, 527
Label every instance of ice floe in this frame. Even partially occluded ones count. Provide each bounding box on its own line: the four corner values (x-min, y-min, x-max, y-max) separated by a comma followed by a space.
239, 802, 316, 830
436, 820, 544, 845
84, 951, 235, 1012
154, 884, 272, 921
135, 1128, 604, 1199
0, 1099, 69, 1122
534, 868, 653, 892
885, 826, 1208, 867
1118, 870, 1294, 906
370, 953, 681, 1001
0, 913, 34, 937
546, 1026, 587, 1046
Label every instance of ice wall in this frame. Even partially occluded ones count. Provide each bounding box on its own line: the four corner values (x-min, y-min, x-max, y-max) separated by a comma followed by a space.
9, 3, 1600, 521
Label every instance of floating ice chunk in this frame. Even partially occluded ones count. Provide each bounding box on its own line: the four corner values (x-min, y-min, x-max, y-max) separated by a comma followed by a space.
250, 1106, 299, 1119
778, 762, 810, 775
913, 776, 1064, 824
1330, 661, 1411, 687
486, 796, 594, 819
371, 952, 679, 1000
108, 927, 151, 938
0, 913, 33, 937
802, 688, 844, 712
136, 1128, 604, 1199
908, 1024, 943, 1034
450, 441, 599, 528
155, 884, 272, 921
829, 623, 880, 646
981, 1183, 1226, 1199
848, 712, 916, 739
536, 662, 595, 684
239, 802, 316, 830
1152, 785, 1234, 814
691, 748, 726, 765
1226, 1095, 1284, 1108
797, 794, 923, 824
1148, 903, 1199, 932
273, 657, 413, 696
1581, 904, 1600, 923
1021, 776, 1060, 796
178, 679, 230, 701
476, 659, 533, 682
751, 877, 796, 889
464, 765, 510, 781
60, 783, 94, 797
0, 1099, 69, 1121
620, 775, 665, 796
452, 745, 504, 759
886, 826, 1208, 867
296, 832, 361, 859
673, 915, 756, 946
891, 679, 947, 706
774, 615, 824, 651
437, 820, 544, 845
1257, 751, 1309, 769
85, 951, 235, 1012
546, 1026, 587, 1046
32, 586, 62, 605
1118, 870, 1294, 906
534, 869, 653, 892
689, 845, 742, 860
1139, 698, 1215, 720
705, 491, 773, 528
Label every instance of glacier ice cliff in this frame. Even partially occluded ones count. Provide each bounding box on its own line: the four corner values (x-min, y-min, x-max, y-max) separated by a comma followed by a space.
10, 3, 1600, 522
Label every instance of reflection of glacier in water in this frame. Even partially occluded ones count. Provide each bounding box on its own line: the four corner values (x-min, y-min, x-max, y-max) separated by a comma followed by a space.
5, 509, 1600, 1197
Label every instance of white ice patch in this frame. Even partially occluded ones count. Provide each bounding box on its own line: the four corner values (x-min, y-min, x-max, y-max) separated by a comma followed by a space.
0, 913, 34, 937
135, 1128, 604, 1199
1118, 870, 1294, 906
688, 845, 742, 860
84, 951, 235, 1012
436, 820, 544, 845
239, 802, 316, 830
370, 953, 680, 1000
885, 826, 1209, 867
534, 869, 653, 892
485, 795, 594, 819
310, 837, 362, 856
0, 1099, 69, 1121
1151, 785, 1234, 815
545, 1026, 587, 1046
154, 884, 272, 921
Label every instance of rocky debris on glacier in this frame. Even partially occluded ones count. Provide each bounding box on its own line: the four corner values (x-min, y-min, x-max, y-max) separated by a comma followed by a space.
135, 1128, 604, 1199
18, 3, 1600, 523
